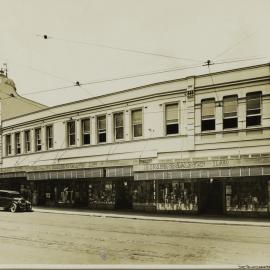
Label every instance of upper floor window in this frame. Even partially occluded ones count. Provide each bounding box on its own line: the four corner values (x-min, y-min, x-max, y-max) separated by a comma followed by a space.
246, 92, 262, 127
223, 95, 238, 129
24, 130, 31, 153
166, 103, 179, 135
35, 128, 42, 152
132, 109, 142, 138
114, 112, 124, 140
6, 134, 11, 156
46, 125, 54, 149
82, 119, 90, 145
97, 115, 106, 143
201, 99, 215, 131
15, 132, 21, 154
67, 121, 76, 146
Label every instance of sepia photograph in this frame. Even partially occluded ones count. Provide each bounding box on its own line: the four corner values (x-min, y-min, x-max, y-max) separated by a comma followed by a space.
0, 0, 270, 269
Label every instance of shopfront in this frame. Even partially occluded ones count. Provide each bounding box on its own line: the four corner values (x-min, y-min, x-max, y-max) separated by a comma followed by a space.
134, 158, 270, 216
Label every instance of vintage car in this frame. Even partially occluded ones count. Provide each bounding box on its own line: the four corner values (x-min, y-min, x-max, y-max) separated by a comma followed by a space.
0, 190, 32, 212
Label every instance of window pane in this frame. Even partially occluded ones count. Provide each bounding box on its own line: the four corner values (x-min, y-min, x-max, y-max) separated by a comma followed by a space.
83, 134, 90, 144
132, 110, 142, 124
98, 116, 106, 130
202, 119, 215, 131
247, 92, 261, 112
99, 133, 106, 143
202, 99, 215, 118
134, 124, 142, 137
223, 96, 237, 116
115, 127, 124, 140
114, 113, 123, 127
82, 119, 90, 132
68, 121, 75, 133
166, 124, 179, 135
166, 104, 178, 122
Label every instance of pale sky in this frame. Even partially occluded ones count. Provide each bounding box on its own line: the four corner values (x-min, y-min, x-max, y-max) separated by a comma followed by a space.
1, 0, 270, 106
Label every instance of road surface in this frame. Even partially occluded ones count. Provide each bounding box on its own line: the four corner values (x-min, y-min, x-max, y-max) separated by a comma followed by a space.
0, 210, 269, 265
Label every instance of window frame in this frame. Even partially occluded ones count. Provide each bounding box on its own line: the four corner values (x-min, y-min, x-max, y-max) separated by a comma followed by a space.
81, 118, 91, 145
165, 103, 179, 136
34, 127, 42, 152
14, 132, 21, 155
131, 108, 143, 139
201, 98, 216, 132
113, 112, 124, 141
5, 134, 12, 156
223, 95, 238, 130
246, 91, 262, 127
97, 115, 107, 144
67, 121, 76, 147
46, 125, 54, 150
24, 130, 31, 153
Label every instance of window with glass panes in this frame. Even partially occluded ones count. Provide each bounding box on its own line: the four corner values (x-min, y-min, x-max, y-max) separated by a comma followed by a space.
246, 92, 262, 127
166, 103, 179, 135
132, 109, 142, 138
82, 118, 90, 145
15, 132, 21, 154
67, 121, 76, 146
46, 125, 54, 149
6, 134, 11, 156
24, 130, 31, 153
114, 112, 124, 140
223, 95, 238, 129
201, 99, 215, 131
97, 115, 106, 143
35, 128, 42, 151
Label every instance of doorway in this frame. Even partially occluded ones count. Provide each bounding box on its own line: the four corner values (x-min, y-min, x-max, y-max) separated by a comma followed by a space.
115, 180, 133, 209
199, 179, 224, 214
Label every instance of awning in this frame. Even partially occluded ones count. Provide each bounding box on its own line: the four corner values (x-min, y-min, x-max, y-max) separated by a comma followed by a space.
134, 166, 270, 180
0, 172, 26, 179
27, 168, 104, 181
106, 166, 133, 177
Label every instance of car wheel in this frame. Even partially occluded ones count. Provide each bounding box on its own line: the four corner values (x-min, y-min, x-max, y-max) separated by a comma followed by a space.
9, 203, 17, 213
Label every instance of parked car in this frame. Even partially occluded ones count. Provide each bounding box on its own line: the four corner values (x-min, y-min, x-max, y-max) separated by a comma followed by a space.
0, 190, 32, 212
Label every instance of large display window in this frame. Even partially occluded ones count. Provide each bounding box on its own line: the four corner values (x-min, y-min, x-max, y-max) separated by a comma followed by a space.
225, 178, 268, 213
88, 181, 116, 207
157, 180, 198, 211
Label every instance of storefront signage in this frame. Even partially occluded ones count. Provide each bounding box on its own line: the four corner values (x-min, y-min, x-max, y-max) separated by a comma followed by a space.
135, 159, 229, 172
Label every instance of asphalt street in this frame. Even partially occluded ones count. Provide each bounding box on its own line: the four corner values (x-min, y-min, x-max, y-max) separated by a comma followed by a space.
0, 210, 269, 265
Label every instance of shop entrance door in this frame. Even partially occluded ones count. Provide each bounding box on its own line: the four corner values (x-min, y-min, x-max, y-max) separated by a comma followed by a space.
200, 180, 223, 215
115, 181, 133, 209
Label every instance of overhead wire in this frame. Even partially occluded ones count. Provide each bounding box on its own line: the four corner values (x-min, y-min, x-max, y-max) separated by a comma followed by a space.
36, 34, 201, 63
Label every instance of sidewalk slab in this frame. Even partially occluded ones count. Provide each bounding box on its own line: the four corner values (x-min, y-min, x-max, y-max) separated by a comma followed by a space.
33, 207, 270, 227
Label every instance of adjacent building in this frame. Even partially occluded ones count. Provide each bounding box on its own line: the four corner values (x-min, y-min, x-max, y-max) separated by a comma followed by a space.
1, 63, 270, 216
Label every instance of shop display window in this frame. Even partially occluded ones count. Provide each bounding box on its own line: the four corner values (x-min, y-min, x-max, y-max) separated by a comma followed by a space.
226, 179, 268, 212
133, 181, 155, 204
157, 181, 198, 211
88, 181, 116, 205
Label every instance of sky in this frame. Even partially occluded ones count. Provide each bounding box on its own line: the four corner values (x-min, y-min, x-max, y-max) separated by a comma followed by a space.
0, 0, 270, 106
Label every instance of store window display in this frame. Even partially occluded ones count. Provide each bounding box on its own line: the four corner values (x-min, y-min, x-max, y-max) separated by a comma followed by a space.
88, 181, 116, 208
226, 179, 268, 213
157, 181, 198, 211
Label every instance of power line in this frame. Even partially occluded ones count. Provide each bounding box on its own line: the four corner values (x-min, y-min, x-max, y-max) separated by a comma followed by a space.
22, 63, 202, 96
21, 56, 268, 98
36, 34, 201, 63
213, 30, 258, 61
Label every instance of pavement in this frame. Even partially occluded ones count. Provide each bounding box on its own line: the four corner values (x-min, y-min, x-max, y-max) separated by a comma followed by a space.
33, 206, 270, 227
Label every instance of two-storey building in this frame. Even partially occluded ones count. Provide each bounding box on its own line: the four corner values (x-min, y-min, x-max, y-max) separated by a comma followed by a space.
1, 63, 270, 216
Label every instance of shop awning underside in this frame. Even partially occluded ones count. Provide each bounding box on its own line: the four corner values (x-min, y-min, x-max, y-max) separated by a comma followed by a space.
134, 166, 270, 180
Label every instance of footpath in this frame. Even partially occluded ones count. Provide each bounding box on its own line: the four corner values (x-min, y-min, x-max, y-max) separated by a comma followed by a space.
33, 206, 270, 227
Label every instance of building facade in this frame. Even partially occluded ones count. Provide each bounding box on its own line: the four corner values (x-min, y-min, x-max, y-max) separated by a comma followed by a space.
1, 63, 270, 216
